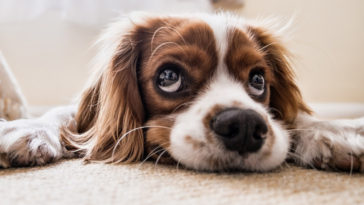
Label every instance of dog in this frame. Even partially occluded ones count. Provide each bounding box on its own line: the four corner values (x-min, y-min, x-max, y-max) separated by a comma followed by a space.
0, 12, 364, 172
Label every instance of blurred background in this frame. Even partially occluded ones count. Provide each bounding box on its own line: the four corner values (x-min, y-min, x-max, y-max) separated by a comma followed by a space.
0, 0, 363, 111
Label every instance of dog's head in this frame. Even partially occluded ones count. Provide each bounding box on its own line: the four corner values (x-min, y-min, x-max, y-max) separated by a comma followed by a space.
67, 13, 310, 171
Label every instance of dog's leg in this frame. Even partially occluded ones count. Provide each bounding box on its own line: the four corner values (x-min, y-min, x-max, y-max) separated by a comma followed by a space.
0, 106, 76, 168
290, 113, 364, 172
0, 52, 28, 120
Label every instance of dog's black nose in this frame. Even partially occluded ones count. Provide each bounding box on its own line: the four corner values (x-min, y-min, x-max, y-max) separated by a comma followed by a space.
210, 108, 268, 154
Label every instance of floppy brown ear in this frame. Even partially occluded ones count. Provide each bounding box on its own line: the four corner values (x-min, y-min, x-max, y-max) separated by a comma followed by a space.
62, 26, 145, 163
248, 26, 311, 124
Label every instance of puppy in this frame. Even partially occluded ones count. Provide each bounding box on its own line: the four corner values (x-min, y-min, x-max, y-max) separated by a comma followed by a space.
1, 13, 364, 172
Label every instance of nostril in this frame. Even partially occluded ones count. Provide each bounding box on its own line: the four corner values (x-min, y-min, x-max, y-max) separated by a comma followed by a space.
253, 132, 263, 140
253, 122, 268, 140
228, 124, 240, 138
220, 123, 240, 139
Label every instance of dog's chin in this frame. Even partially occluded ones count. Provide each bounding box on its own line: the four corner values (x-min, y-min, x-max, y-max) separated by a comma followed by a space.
168, 148, 290, 172
169, 141, 289, 172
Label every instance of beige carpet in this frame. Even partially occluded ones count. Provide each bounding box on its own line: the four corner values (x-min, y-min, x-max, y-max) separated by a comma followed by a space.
1, 159, 363, 205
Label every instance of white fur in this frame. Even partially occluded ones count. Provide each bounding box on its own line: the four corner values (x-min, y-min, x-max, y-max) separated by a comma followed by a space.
0, 106, 75, 168
291, 112, 364, 171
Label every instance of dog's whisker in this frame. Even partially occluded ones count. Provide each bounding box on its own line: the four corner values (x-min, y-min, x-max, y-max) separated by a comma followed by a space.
268, 107, 283, 119
175, 159, 182, 172
165, 26, 187, 45
150, 26, 187, 53
138, 142, 170, 167
111, 125, 171, 163
287, 128, 317, 132
138, 148, 164, 168
347, 148, 358, 176
142, 147, 164, 162
258, 41, 279, 53
287, 151, 318, 171
154, 150, 168, 167
280, 161, 290, 170
158, 20, 188, 45
150, 26, 168, 52
148, 41, 185, 64
349, 151, 354, 176
172, 102, 193, 113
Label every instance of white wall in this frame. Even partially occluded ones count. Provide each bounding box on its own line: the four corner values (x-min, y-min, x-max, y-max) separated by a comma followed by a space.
242, 0, 364, 103
0, 11, 98, 105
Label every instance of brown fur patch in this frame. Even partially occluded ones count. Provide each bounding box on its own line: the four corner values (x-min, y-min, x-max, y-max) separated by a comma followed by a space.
202, 104, 226, 143
247, 26, 312, 123
185, 135, 206, 149
145, 115, 176, 164
225, 29, 273, 105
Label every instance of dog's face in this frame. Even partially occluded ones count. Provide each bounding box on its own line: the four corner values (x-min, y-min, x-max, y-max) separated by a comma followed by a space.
70, 13, 310, 172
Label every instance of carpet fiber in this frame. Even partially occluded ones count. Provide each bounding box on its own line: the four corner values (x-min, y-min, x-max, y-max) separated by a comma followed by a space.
1, 159, 363, 205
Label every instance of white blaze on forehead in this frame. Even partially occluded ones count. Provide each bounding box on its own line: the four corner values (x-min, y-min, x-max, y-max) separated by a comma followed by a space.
196, 13, 249, 70
199, 14, 229, 62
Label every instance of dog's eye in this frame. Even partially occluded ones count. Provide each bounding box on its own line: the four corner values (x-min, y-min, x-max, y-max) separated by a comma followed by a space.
157, 68, 182, 93
248, 71, 265, 96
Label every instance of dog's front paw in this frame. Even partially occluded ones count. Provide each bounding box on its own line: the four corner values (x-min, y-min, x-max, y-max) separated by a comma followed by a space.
292, 118, 364, 172
0, 120, 63, 168
309, 137, 364, 172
